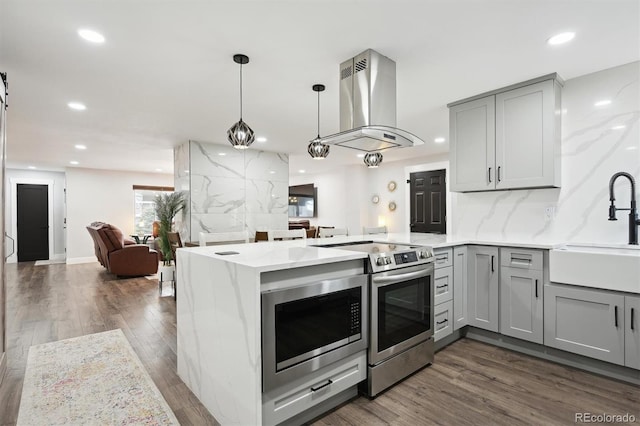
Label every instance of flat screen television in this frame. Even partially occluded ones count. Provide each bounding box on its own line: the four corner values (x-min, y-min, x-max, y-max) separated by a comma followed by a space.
288, 184, 316, 218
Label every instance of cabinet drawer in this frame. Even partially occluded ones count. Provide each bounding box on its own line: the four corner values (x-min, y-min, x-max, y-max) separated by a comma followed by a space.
262, 352, 366, 425
434, 266, 453, 305
434, 248, 453, 269
434, 300, 453, 342
500, 247, 542, 270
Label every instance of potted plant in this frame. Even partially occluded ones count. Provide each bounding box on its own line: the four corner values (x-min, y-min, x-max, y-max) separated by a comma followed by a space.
154, 191, 187, 283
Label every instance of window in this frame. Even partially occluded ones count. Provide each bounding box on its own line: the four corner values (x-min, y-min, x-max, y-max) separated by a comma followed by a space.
133, 185, 174, 235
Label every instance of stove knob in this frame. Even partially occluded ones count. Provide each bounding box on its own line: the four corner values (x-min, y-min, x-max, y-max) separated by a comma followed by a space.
419, 250, 431, 259
376, 257, 386, 266
386, 257, 393, 265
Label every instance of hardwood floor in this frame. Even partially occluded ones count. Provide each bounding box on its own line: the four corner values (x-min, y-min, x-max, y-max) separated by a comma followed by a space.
1, 261, 638, 426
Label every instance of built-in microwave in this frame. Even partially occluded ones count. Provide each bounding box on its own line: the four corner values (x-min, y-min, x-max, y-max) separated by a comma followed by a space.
261, 274, 368, 392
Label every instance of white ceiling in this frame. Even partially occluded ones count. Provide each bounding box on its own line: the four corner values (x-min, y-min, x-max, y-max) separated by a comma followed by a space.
1, 0, 638, 176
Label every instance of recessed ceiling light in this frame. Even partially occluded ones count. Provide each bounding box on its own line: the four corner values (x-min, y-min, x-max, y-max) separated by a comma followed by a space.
611, 125, 626, 130
547, 32, 575, 45
68, 102, 86, 111
256, 137, 267, 143
74, 144, 87, 150
77, 28, 105, 44
434, 137, 446, 143
594, 99, 611, 107
356, 153, 365, 158
155, 168, 163, 172
28, 166, 36, 170
218, 152, 227, 156
269, 170, 276, 174
69, 161, 79, 165
299, 169, 306, 173
627, 146, 638, 151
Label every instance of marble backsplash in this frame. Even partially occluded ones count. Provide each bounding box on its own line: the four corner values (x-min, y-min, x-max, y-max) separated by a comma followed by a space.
175, 140, 289, 242
452, 61, 640, 245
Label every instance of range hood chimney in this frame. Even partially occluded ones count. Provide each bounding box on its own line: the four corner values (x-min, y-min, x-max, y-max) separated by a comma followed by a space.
318, 49, 424, 152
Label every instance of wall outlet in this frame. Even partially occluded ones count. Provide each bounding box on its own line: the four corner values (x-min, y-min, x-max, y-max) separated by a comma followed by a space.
544, 206, 556, 221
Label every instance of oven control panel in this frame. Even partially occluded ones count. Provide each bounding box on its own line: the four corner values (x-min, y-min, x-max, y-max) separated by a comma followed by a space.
369, 248, 434, 273
394, 251, 418, 264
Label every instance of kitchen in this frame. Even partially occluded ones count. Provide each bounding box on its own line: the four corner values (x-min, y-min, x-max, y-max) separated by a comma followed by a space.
1, 1, 639, 425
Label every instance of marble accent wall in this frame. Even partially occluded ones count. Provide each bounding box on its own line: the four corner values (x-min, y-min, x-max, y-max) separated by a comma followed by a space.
175, 140, 289, 242
452, 61, 640, 244
174, 142, 191, 239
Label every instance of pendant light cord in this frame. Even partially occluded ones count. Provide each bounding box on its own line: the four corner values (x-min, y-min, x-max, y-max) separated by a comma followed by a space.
239, 63, 243, 120
317, 89, 320, 138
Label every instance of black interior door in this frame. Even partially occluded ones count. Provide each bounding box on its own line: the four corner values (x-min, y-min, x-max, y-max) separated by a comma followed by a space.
410, 170, 446, 234
17, 184, 49, 262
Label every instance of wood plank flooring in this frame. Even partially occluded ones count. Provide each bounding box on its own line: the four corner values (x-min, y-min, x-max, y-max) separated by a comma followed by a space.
1, 261, 638, 426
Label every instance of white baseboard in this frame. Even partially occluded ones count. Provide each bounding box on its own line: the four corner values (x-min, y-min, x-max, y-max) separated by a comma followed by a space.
66, 256, 98, 265
52, 253, 66, 261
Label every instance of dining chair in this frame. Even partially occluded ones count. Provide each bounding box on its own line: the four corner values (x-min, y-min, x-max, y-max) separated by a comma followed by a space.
199, 231, 250, 246
267, 229, 307, 241
318, 227, 349, 238
363, 226, 388, 235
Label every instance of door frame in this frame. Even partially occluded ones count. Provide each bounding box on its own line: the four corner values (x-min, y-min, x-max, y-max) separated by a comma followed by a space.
404, 160, 452, 235
9, 178, 55, 263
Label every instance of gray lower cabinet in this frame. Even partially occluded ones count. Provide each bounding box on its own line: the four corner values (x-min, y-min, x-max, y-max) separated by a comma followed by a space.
453, 246, 467, 330
434, 266, 453, 305
499, 248, 544, 344
544, 283, 625, 366
626, 295, 640, 369
434, 300, 453, 342
467, 246, 499, 332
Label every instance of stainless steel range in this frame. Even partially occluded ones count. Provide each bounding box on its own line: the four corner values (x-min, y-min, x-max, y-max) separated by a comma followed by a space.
324, 241, 435, 397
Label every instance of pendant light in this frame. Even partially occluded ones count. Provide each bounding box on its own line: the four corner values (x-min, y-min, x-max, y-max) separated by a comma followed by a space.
227, 54, 255, 150
364, 152, 383, 168
307, 84, 330, 159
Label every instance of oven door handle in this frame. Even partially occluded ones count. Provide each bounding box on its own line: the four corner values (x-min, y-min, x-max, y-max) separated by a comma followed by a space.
372, 269, 430, 285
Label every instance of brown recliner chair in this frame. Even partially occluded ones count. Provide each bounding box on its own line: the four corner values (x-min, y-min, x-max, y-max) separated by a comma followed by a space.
87, 223, 159, 276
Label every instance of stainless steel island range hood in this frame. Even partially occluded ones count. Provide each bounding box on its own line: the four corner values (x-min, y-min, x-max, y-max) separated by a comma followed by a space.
318, 49, 425, 152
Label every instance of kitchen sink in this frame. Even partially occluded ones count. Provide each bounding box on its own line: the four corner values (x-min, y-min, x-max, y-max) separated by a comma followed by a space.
549, 243, 640, 293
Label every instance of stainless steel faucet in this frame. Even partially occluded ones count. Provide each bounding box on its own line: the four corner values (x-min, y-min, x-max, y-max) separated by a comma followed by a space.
608, 172, 640, 245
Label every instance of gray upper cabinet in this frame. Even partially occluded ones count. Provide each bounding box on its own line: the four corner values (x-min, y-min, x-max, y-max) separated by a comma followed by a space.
453, 246, 468, 330
626, 295, 640, 369
448, 74, 562, 192
449, 96, 495, 192
544, 283, 625, 366
499, 248, 544, 344
467, 246, 499, 332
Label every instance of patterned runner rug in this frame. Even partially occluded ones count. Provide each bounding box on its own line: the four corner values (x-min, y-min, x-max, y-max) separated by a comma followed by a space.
17, 329, 179, 425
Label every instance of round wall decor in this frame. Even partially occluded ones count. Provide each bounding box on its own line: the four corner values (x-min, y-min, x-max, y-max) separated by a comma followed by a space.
387, 181, 397, 192
388, 201, 397, 211
372, 195, 380, 204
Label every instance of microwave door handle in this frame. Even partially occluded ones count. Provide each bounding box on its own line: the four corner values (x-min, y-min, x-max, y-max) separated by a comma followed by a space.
372, 269, 430, 285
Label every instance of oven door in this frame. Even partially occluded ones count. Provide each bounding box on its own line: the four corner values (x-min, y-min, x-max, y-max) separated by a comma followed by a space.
370, 263, 434, 365
262, 274, 368, 392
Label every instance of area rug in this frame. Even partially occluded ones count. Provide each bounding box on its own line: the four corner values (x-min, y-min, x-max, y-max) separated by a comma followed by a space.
17, 329, 179, 425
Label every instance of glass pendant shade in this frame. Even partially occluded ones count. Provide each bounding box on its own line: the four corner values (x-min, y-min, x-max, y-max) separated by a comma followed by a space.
227, 119, 255, 150
228, 54, 255, 150
307, 83, 329, 159
308, 138, 330, 159
364, 152, 383, 168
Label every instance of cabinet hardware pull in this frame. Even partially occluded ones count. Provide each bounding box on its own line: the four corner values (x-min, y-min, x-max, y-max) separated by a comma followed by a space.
488, 167, 492, 183
535, 279, 538, 298
632, 308, 635, 331
436, 256, 447, 261
436, 284, 448, 289
497, 166, 502, 182
436, 319, 448, 325
614, 306, 618, 328
491, 255, 494, 272
511, 257, 531, 263
311, 379, 333, 392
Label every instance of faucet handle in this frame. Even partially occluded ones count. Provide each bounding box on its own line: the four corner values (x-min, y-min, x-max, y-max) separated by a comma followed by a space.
609, 202, 617, 221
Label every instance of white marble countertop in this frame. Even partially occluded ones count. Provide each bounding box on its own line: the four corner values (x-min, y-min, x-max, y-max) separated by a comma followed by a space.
178, 233, 564, 272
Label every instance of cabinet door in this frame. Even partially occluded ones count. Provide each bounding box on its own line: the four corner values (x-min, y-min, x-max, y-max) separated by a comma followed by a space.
626, 295, 640, 369
495, 80, 559, 189
544, 283, 624, 365
449, 96, 495, 192
453, 246, 467, 330
434, 266, 453, 305
434, 300, 453, 342
500, 266, 543, 344
467, 246, 499, 332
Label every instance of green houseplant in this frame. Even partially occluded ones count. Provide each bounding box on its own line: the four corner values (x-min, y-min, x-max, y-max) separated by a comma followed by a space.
154, 191, 187, 266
